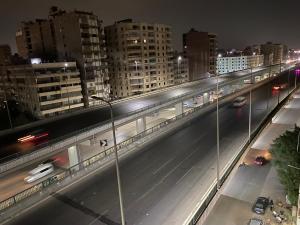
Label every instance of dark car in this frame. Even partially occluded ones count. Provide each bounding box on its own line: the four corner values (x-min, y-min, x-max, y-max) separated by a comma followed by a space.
254, 156, 267, 166
252, 197, 269, 214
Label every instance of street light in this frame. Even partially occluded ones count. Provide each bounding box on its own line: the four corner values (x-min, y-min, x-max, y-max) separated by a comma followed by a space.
63, 63, 70, 111
297, 130, 300, 153
177, 56, 182, 78
249, 66, 253, 143
91, 96, 126, 225
216, 71, 220, 190
3, 100, 12, 129
3, 90, 12, 129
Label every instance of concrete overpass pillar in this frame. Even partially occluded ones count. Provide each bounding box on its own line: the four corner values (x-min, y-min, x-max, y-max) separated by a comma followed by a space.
175, 102, 183, 116
136, 117, 146, 133
68, 145, 81, 171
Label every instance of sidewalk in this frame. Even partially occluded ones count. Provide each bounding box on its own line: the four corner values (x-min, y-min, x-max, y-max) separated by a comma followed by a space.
201, 90, 300, 225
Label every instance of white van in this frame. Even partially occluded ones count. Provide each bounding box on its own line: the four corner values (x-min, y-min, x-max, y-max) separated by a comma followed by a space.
24, 163, 54, 183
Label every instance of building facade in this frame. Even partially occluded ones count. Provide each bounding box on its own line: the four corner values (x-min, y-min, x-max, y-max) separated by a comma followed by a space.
16, 19, 56, 60
217, 54, 264, 74
104, 19, 174, 98
0, 45, 11, 65
15, 7, 110, 106
0, 62, 84, 118
50, 7, 109, 105
260, 42, 283, 65
173, 52, 189, 85
183, 29, 217, 81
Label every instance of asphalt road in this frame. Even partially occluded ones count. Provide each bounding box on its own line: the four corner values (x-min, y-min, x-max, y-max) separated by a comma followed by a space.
3, 70, 294, 225
0, 66, 281, 161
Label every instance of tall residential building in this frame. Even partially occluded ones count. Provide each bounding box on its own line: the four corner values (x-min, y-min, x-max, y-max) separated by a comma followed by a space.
183, 29, 217, 81
15, 19, 56, 59
0, 45, 11, 65
173, 52, 189, 85
104, 19, 174, 98
0, 62, 84, 118
50, 7, 109, 105
260, 42, 283, 65
217, 54, 264, 74
15, 7, 110, 106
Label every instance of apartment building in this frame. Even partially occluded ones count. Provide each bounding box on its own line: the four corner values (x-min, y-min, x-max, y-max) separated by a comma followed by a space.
217, 54, 264, 74
0, 61, 83, 118
50, 7, 109, 104
173, 52, 189, 84
104, 19, 174, 98
260, 42, 283, 65
15, 19, 56, 59
15, 7, 109, 106
183, 29, 217, 81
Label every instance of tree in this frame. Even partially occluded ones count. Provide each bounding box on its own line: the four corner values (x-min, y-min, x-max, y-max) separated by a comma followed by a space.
270, 125, 300, 205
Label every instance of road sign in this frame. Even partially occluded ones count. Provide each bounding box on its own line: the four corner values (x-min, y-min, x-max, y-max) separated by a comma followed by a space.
100, 139, 108, 147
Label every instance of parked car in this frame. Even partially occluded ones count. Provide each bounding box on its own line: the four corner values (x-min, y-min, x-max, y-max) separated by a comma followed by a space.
254, 156, 267, 166
248, 218, 263, 225
252, 197, 269, 214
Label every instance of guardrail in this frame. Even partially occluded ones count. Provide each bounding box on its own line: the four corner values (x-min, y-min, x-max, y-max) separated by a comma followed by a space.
0, 67, 289, 213
0, 64, 285, 166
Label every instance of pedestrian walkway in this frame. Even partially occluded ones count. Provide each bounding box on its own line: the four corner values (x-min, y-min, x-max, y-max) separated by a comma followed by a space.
201, 89, 300, 225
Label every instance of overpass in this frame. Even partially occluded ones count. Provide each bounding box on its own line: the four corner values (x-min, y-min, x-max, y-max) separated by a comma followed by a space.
0, 63, 298, 225
0, 63, 293, 174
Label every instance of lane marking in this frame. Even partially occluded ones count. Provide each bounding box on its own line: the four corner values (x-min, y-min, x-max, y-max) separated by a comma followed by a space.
152, 158, 172, 175
175, 167, 193, 185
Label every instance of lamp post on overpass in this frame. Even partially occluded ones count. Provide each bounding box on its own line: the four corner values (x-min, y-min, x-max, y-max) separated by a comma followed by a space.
249, 66, 253, 143
3, 91, 12, 129
297, 130, 300, 153
91, 96, 126, 225
216, 70, 220, 190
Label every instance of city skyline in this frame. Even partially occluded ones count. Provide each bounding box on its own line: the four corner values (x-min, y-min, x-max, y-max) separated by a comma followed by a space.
1, 0, 300, 53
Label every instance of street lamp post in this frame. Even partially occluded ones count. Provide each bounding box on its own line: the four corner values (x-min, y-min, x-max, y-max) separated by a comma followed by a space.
64, 63, 71, 111
297, 130, 300, 153
288, 67, 291, 94
91, 96, 126, 225
216, 71, 220, 190
177, 56, 182, 78
4, 100, 12, 129
295, 70, 298, 90
249, 66, 253, 143
3, 91, 12, 129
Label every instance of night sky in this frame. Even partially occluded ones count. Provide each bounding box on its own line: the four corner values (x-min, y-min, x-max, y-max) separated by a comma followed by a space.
1, 0, 300, 53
